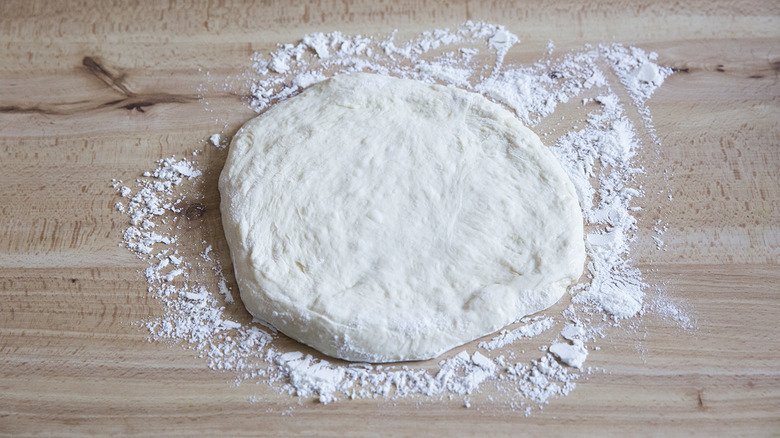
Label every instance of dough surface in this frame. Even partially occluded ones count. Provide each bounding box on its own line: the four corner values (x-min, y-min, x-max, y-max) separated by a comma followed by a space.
219, 73, 585, 362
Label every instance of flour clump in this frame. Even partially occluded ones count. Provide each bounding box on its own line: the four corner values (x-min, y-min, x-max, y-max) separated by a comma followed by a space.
219, 73, 585, 362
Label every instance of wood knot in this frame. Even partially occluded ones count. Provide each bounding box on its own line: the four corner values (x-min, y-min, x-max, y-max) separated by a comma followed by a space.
184, 203, 206, 220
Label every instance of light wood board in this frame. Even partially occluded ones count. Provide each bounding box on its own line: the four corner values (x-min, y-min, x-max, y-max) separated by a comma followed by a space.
1, 0, 779, 436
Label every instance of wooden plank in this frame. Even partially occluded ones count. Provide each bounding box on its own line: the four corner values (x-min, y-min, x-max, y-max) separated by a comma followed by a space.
1, 0, 779, 435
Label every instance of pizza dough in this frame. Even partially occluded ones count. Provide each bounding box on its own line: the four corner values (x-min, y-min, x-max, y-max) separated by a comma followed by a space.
219, 73, 585, 363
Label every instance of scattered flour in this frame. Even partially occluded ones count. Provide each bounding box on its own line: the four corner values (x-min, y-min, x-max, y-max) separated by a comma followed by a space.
113, 21, 691, 413
209, 133, 224, 148
479, 317, 555, 351
549, 340, 589, 369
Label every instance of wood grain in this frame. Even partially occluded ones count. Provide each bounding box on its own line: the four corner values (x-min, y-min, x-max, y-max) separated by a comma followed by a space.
1, 0, 779, 436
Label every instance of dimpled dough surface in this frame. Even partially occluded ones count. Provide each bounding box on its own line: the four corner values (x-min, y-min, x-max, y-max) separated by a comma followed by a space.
219, 73, 585, 362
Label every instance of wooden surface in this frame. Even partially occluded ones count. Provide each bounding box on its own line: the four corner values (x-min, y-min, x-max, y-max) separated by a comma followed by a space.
1, 0, 779, 436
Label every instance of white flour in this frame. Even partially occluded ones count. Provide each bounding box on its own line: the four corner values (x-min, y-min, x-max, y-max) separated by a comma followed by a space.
113, 22, 692, 413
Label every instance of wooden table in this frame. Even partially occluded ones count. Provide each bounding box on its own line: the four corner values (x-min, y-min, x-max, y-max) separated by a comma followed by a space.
1, 1, 778, 436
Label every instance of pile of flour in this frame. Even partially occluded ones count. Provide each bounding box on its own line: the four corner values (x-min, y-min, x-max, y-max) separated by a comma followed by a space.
114, 22, 692, 413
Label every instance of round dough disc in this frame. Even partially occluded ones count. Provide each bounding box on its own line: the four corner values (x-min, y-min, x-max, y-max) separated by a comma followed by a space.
219, 73, 585, 362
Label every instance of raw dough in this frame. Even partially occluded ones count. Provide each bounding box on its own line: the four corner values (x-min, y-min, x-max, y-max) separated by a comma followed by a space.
219, 73, 585, 362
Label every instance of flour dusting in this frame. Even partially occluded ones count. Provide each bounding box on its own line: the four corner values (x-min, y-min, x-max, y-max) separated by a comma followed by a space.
113, 22, 690, 413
